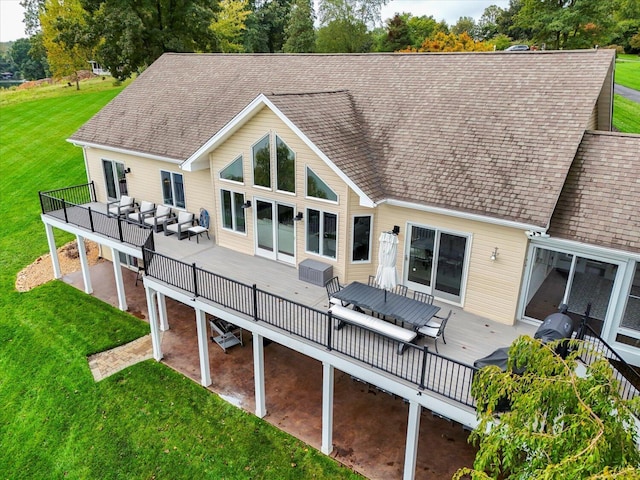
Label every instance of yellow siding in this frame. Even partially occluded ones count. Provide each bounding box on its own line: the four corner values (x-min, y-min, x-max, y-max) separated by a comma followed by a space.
83, 148, 214, 227
373, 205, 529, 325
209, 107, 351, 278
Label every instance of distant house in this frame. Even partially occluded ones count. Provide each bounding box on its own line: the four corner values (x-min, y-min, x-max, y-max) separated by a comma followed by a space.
1, 72, 14, 80
88, 60, 109, 76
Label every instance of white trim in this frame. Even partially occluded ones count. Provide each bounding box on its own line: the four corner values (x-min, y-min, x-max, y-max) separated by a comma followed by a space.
350, 214, 373, 264
528, 235, 640, 262
180, 94, 376, 208
68, 139, 182, 164
382, 198, 547, 232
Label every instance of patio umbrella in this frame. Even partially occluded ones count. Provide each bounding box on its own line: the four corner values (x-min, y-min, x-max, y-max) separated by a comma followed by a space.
375, 231, 398, 301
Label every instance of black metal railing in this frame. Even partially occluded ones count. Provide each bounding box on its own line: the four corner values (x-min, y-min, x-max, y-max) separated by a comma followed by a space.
576, 322, 640, 401
39, 182, 154, 250
142, 248, 478, 408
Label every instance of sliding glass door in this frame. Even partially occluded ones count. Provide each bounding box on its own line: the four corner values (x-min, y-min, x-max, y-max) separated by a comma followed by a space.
255, 199, 295, 264
404, 224, 468, 303
102, 159, 127, 200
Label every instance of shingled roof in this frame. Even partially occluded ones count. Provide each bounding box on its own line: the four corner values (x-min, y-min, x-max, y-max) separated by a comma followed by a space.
548, 131, 640, 254
70, 50, 615, 228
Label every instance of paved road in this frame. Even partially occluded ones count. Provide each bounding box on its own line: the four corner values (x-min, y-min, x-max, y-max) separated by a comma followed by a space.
615, 84, 640, 103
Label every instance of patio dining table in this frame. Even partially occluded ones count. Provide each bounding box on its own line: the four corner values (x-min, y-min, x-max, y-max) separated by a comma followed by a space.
332, 282, 440, 330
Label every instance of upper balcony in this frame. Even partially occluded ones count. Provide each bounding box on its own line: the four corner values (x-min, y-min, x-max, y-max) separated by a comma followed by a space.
39, 183, 639, 420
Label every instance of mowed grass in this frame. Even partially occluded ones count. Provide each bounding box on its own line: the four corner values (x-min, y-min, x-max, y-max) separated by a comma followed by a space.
0, 82, 360, 479
616, 54, 640, 91
613, 94, 640, 134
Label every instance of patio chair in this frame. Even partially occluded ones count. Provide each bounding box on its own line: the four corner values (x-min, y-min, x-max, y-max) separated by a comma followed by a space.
142, 204, 172, 232
413, 291, 434, 304
107, 195, 135, 217
127, 200, 155, 224
325, 276, 350, 307
417, 310, 451, 353
393, 284, 408, 296
164, 210, 194, 239
368, 275, 378, 287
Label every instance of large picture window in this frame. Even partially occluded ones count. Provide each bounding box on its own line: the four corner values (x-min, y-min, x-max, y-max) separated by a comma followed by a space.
306, 166, 337, 202
306, 208, 337, 259
253, 135, 271, 188
221, 190, 246, 233
352, 215, 372, 262
276, 135, 295, 193
161, 170, 185, 208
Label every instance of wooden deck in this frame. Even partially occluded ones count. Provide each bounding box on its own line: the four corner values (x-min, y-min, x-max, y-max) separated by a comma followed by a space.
152, 231, 537, 368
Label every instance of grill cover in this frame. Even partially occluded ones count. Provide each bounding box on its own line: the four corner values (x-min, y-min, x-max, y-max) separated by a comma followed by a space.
534, 312, 574, 343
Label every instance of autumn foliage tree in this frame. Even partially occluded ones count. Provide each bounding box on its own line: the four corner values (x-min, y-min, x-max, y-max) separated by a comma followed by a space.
40, 0, 95, 89
405, 31, 493, 53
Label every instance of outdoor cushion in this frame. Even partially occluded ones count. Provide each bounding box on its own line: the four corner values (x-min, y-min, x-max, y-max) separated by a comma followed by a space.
329, 304, 416, 344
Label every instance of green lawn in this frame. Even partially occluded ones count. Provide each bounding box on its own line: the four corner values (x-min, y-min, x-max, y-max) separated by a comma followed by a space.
0, 82, 360, 479
613, 94, 640, 134
616, 54, 640, 91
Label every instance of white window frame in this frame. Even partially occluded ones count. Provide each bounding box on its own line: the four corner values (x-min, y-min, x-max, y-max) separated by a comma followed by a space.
252, 133, 272, 191
351, 214, 373, 264
160, 170, 185, 209
220, 189, 247, 234
305, 165, 338, 204
275, 134, 296, 195
219, 155, 244, 185
306, 208, 338, 260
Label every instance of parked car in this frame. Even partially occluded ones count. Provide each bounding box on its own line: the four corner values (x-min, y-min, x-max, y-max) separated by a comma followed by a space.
505, 45, 530, 51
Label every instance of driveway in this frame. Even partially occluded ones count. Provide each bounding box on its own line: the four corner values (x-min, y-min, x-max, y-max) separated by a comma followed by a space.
615, 84, 640, 103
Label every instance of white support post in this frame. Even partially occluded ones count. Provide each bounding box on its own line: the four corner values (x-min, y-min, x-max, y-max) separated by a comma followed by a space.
44, 223, 62, 279
253, 333, 267, 418
321, 362, 335, 455
157, 292, 169, 331
145, 286, 163, 361
195, 308, 212, 387
111, 247, 128, 311
76, 234, 93, 294
403, 400, 422, 480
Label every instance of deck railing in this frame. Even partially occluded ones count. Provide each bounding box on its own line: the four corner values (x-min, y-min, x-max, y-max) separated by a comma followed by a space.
576, 319, 640, 401
40, 182, 154, 250
143, 248, 478, 408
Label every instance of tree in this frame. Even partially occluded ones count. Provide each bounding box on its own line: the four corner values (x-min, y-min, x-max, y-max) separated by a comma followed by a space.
20, 0, 46, 35
9, 37, 49, 79
515, 0, 616, 50
477, 4, 505, 41
317, 0, 389, 29
40, 0, 95, 89
379, 13, 411, 52
243, 0, 292, 52
411, 31, 493, 52
452, 16, 477, 39
84, 0, 218, 81
315, 18, 371, 52
405, 14, 438, 49
283, 0, 315, 53
210, 0, 251, 53
456, 336, 640, 479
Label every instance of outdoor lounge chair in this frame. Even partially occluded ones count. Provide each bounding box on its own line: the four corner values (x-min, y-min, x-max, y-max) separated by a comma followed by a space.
107, 195, 135, 217
164, 210, 194, 239
209, 317, 243, 353
417, 309, 451, 353
127, 200, 155, 224
142, 204, 172, 232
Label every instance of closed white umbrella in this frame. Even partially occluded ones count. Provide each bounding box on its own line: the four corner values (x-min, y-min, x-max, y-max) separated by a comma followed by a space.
375, 231, 398, 301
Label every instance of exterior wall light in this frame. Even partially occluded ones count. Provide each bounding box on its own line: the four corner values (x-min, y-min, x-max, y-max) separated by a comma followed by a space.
294, 212, 304, 221
491, 247, 499, 261
241, 200, 252, 209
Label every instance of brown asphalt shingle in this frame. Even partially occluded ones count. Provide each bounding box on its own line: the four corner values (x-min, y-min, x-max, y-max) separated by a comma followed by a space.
70, 51, 616, 227
548, 131, 640, 254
